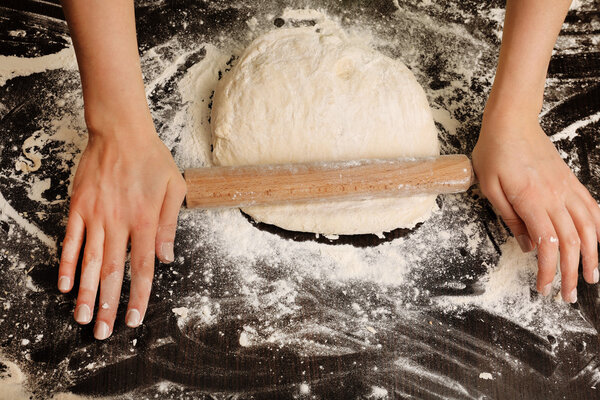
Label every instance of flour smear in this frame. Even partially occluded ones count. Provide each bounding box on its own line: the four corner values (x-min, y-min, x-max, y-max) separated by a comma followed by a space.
0, 3, 596, 399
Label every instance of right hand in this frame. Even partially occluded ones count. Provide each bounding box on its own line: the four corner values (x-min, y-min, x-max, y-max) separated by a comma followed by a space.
57, 115, 187, 340
473, 109, 600, 302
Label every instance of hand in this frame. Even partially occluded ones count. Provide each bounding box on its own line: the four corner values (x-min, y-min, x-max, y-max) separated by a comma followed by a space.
57, 117, 187, 340
473, 110, 600, 303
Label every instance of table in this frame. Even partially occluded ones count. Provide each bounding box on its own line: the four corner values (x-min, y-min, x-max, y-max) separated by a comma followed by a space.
1, 1, 599, 399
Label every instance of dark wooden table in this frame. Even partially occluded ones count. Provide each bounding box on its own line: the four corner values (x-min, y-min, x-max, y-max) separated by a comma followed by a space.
1, 1, 599, 399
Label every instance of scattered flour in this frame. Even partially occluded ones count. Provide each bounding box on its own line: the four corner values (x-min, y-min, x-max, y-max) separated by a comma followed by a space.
368, 386, 388, 398
479, 372, 493, 380
436, 237, 593, 335
0, 46, 77, 87
550, 110, 600, 143
0, 191, 56, 252
0, 3, 596, 398
163, 9, 593, 355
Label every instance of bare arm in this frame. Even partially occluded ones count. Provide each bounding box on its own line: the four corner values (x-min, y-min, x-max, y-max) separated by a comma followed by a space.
58, 0, 187, 340
62, 0, 150, 131
486, 0, 572, 116
473, 0, 600, 303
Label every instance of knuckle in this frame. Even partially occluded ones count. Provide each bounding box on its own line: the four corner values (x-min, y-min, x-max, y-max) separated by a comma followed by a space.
175, 179, 187, 196
582, 250, 597, 265
502, 216, 523, 227
538, 263, 554, 274
101, 260, 122, 277
538, 255, 557, 270
561, 267, 578, 281
582, 191, 598, 207
59, 258, 76, 268
83, 252, 102, 267
511, 178, 535, 203
133, 251, 155, 271
582, 221, 596, 237
130, 273, 154, 294
565, 233, 580, 247
478, 181, 495, 199
62, 233, 79, 246
77, 286, 97, 300
60, 245, 79, 263
69, 192, 86, 209
98, 292, 120, 310
538, 233, 556, 246
132, 219, 156, 233
91, 202, 106, 217
157, 223, 177, 237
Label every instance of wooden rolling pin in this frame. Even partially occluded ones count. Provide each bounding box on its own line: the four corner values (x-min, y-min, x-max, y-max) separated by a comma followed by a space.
184, 154, 476, 209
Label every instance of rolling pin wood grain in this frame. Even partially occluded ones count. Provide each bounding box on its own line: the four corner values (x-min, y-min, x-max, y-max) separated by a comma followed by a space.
184, 154, 475, 209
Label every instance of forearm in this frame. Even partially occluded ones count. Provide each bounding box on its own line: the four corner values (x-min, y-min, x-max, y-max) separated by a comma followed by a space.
61, 0, 151, 135
485, 0, 572, 117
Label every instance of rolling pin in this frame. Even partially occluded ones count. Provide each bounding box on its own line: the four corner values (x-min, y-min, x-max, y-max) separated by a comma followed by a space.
184, 154, 476, 209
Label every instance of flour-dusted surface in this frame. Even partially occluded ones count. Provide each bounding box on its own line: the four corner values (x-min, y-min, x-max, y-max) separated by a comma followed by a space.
211, 18, 439, 234
0, 1, 600, 399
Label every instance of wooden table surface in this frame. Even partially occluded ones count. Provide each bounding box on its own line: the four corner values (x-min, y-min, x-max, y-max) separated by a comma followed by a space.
0, 1, 599, 399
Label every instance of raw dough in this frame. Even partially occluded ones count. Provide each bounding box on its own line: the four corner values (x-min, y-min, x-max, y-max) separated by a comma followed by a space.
211, 25, 439, 235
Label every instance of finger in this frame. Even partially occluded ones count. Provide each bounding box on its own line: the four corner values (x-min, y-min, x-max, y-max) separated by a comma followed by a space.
575, 183, 600, 241
488, 179, 561, 295
58, 210, 85, 293
74, 225, 105, 325
127, 221, 157, 328
93, 228, 128, 340
484, 179, 533, 252
567, 198, 598, 285
549, 207, 580, 303
155, 178, 186, 263
514, 206, 559, 296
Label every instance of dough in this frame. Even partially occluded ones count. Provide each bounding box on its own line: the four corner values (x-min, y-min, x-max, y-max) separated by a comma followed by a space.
211, 26, 439, 235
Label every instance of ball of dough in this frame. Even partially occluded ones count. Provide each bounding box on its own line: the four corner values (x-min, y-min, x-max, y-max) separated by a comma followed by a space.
211, 26, 439, 235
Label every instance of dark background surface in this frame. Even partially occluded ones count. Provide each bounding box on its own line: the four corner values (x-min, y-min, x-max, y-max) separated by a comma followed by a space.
0, 0, 600, 399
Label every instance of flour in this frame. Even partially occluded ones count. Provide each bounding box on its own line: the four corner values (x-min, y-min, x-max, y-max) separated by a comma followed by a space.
168, 8, 591, 352
550, 110, 600, 143
0, 2, 597, 398
0, 353, 104, 400
1, 110, 87, 253
436, 237, 594, 336
0, 191, 56, 252
368, 386, 388, 398
479, 372, 493, 380
0, 47, 77, 87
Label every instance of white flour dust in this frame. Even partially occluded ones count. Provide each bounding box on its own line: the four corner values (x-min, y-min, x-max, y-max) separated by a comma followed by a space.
166, 8, 590, 350
0, 47, 77, 87
437, 237, 594, 336
0, 2, 597, 398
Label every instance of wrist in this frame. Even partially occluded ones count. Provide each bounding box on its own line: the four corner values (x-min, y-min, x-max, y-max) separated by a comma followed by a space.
84, 99, 156, 140
483, 89, 542, 125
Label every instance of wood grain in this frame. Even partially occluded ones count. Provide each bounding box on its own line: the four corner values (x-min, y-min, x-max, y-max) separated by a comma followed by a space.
184, 155, 475, 208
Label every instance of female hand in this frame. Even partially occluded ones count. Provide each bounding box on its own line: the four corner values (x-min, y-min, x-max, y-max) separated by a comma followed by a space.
473, 110, 600, 303
57, 117, 187, 340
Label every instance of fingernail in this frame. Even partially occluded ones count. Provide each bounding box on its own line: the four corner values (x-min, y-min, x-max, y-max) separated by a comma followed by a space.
58, 276, 70, 292
541, 283, 552, 297
126, 309, 141, 327
94, 321, 110, 340
161, 242, 174, 263
593, 269, 599, 284
74, 304, 91, 324
565, 288, 578, 303
517, 235, 533, 252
